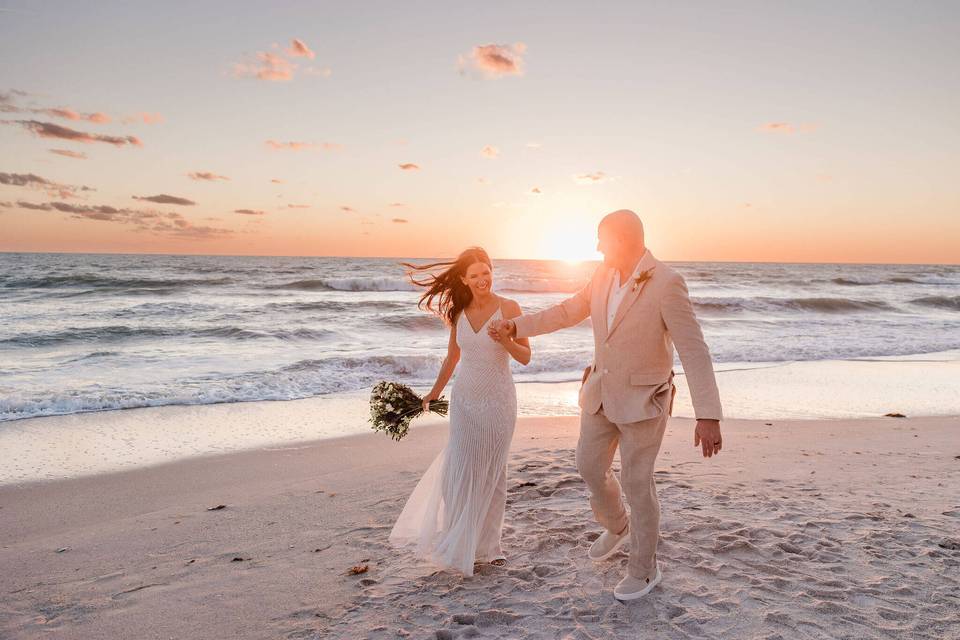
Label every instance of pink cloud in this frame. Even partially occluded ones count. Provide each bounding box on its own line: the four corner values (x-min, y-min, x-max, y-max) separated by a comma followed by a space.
460, 43, 526, 78
287, 38, 316, 59
39, 108, 111, 123
188, 171, 230, 182
480, 145, 500, 159
123, 112, 164, 125
234, 51, 294, 82
398, 163, 420, 171
8, 120, 142, 147
49, 148, 87, 159
265, 140, 341, 151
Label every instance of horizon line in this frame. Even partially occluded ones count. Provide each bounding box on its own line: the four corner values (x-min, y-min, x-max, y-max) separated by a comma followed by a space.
0, 249, 956, 268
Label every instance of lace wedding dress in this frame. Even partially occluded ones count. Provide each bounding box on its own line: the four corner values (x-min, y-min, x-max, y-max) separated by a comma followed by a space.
389, 305, 517, 576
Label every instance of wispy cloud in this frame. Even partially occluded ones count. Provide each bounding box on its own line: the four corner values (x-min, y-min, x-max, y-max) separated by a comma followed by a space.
529, 187, 542, 194
389, 202, 405, 207
36, 108, 110, 123
7, 120, 143, 147
340, 206, 355, 212
573, 171, 615, 185
8, 199, 232, 238
270, 178, 284, 184
187, 171, 230, 182
133, 194, 196, 206
392, 218, 408, 224
287, 38, 315, 59
49, 148, 87, 159
480, 145, 500, 159
123, 112, 164, 125
286, 203, 310, 209
398, 163, 420, 171
234, 208, 265, 215
0, 171, 95, 199
234, 51, 294, 82
459, 43, 526, 78
265, 140, 341, 151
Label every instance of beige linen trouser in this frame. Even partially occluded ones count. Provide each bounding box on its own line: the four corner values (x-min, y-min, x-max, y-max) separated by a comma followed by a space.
577, 406, 669, 582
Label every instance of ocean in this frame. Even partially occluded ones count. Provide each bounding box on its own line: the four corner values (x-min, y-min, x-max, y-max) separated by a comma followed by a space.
1, 252, 959, 423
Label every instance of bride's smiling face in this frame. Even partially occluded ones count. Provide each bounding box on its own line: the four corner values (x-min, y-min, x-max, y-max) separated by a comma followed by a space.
460, 261, 493, 297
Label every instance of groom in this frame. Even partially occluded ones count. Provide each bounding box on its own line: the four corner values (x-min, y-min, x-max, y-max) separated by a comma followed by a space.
489, 209, 723, 601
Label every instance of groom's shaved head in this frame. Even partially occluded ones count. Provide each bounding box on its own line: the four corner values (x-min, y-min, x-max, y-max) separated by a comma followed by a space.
599, 209, 644, 249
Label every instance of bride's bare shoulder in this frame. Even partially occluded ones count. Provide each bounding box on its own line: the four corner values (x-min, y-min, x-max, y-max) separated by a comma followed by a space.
498, 296, 522, 318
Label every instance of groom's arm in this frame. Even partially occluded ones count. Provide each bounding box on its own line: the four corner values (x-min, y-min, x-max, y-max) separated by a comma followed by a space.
511, 273, 595, 339
660, 272, 723, 421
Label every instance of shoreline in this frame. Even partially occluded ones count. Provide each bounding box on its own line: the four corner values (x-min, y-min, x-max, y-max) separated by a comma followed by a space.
3, 351, 960, 486
2, 415, 958, 639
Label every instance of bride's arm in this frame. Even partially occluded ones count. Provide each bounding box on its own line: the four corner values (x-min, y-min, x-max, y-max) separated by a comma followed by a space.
421, 317, 461, 411
496, 298, 531, 365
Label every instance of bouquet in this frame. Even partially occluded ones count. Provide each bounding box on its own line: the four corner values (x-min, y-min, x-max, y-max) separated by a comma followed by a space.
369, 381, 449, 441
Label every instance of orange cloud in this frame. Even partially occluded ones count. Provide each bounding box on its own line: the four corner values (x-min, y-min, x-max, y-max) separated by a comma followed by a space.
188, 171, 230, 182
392, 218, 408, 224
9, 120, 142, 147
398, 163, 420, 171
38, 108, 110, 123
340, 206, 355, 212
287, 38, 315, 59
49, 148, 87, 159
480, 145, 500, 159
530, 187, 542, 194
133, 194, 196, 206
270, 178, 284, 184
124, 112, 165, 125
234, 51, 294, 82
460, 43, 526, 77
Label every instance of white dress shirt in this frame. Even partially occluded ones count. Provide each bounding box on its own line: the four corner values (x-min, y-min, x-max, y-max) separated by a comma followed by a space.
606, 257, 646, 330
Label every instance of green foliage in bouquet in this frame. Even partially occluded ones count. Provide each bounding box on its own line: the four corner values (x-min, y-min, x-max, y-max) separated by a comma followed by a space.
369, 381, 449, 441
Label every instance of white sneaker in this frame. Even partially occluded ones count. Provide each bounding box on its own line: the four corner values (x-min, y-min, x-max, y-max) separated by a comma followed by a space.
588, 526, 629, 561
614, 564, 662, 602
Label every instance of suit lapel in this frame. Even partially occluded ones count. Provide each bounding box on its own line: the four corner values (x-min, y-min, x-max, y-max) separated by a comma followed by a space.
606, 250, 657, 340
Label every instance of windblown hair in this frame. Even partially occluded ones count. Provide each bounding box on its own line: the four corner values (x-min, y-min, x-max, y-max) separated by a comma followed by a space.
401, 247, 492, 326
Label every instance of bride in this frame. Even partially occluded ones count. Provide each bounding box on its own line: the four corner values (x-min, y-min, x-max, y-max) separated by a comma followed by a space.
389, 247, 530, 575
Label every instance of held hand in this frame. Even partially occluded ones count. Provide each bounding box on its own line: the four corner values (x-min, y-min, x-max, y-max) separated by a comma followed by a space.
693, 419, 722, 458
487, 319, 516, 342
422, 392, 438, 414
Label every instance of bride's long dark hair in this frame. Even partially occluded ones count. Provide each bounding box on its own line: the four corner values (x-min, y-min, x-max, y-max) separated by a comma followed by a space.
402, 247, 492, 326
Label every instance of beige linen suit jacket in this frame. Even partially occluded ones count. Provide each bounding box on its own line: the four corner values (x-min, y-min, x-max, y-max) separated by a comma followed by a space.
513, 250, 723, 424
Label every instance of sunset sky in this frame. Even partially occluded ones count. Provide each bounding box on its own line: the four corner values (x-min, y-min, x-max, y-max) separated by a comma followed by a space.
1, 1, 958, 263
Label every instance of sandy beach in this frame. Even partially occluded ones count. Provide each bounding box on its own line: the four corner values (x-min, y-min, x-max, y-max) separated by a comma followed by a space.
2, 411, 958, 639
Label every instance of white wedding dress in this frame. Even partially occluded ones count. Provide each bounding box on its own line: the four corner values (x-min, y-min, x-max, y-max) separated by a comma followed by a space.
389, 305, 518, 576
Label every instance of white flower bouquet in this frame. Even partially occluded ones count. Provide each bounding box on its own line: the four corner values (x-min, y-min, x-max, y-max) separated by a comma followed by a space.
368, 381, 449, 441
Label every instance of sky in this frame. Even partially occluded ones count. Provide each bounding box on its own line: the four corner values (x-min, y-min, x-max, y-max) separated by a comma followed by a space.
1, 1, 958, 263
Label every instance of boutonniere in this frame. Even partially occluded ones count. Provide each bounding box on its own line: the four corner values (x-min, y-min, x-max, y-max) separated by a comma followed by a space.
631, 267, 655, 292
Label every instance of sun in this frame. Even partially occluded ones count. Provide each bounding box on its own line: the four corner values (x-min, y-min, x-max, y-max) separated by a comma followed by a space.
540, 227, 600, 263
